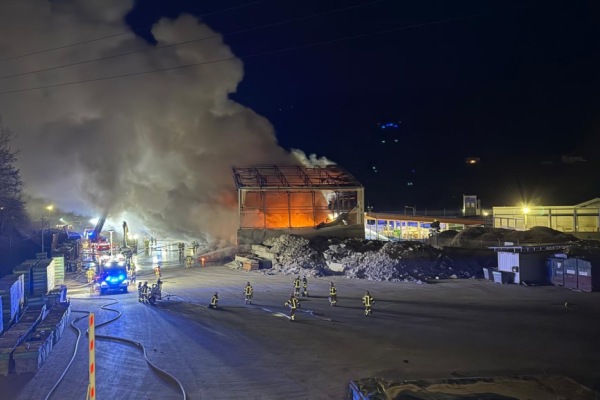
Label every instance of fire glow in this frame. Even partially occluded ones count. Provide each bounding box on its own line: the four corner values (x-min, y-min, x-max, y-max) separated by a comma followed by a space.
241, 191, 330, 228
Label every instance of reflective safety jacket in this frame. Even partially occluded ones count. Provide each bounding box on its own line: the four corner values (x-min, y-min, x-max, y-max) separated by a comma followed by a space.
302, 278, 308, 288
211, 294, 219, 305
285, 297, 300, 309
329, 286, 337, 296
244, 285, 253, 296
362, 295, 374, 307
294, 278, 301, 288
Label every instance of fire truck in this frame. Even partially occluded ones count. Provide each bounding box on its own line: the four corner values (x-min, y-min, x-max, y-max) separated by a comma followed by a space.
82, 215, 112, 252
97, 260, 129, 295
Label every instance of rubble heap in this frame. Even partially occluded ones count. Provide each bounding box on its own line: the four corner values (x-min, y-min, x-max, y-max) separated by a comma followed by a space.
259, 234, 480, 283
262, 234, 327, 276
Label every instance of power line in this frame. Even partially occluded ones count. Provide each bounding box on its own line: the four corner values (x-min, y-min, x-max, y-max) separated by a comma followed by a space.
0, 0, 387, 81
0, 0, 266, 63
0, 8, 527, 96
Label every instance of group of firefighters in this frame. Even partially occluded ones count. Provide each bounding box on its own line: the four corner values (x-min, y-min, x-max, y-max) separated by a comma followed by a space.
207, 276, 375, 322
137, 279, 163, 303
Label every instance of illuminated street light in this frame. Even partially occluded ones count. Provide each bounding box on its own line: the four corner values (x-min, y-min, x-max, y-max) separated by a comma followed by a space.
522, 205, 530, 230
90, 217, 99, 225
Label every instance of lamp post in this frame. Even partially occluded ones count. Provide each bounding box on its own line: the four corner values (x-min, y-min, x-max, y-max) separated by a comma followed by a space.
41, 205, 54, 253
108, 230, 114, 257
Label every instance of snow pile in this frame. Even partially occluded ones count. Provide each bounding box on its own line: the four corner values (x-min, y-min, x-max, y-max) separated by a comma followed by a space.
259, 235, 475, 282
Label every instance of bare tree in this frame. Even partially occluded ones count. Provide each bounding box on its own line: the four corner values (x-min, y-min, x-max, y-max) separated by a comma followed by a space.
0, 118, 27, 236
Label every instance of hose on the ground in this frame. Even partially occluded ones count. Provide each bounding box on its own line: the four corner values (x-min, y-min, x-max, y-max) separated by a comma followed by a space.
43, 297, 187, 400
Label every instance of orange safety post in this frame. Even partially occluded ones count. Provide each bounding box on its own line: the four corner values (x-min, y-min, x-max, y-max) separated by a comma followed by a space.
88, 312, 96, 400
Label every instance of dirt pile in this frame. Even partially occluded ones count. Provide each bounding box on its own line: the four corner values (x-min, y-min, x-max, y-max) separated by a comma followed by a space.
447, 226, 577, 248
262, 234, 327, 276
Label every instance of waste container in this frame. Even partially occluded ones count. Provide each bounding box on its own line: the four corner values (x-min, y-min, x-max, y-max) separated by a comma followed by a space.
576, 259, 594, 292
482, 267, 493, 281
564, 258, 578, 289
492, 271, 503, 284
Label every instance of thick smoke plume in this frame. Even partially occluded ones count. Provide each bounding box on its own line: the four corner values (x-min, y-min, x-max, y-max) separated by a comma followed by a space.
0, 1, 325, 242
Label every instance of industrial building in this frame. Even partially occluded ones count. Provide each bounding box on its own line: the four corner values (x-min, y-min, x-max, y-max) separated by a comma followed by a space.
233, 165, 364, 244
493, 198, 600, 238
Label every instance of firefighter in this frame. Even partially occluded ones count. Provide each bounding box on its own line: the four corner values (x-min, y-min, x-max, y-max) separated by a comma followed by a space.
302, 275, 309, 297
185, 256, 193, 269
329, 282, 337, 306
86, 268, 95, 284
244, 282, 253, 304
284, 293, 300, 322
137, 282, 143, 302
362, 290, 374, 316
209, 292, 219, 309
293, 276, 301, 297
141, 282, 149, 303
154, 265, 162, 278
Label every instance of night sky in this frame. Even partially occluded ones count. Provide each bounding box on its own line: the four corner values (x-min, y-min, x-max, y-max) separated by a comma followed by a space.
125, 0, 599, 211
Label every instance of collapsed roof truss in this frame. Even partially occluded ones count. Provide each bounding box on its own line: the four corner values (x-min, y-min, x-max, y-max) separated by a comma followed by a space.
233, 165, 363, 190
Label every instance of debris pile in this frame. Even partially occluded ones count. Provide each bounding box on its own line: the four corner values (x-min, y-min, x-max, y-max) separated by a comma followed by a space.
259, 234, 479, 283
253, 227, 584, 283
262, 234, 327, 276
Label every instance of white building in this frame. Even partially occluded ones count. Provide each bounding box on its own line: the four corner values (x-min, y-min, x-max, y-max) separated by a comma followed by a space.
493, 198, 600, 234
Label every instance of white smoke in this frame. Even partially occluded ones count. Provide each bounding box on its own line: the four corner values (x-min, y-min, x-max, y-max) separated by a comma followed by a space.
0, 0, 319, 242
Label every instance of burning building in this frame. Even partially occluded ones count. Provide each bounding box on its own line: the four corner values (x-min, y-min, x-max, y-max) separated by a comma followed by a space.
233, 165, 365, 244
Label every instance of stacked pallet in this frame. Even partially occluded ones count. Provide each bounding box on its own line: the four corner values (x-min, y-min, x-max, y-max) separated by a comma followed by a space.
0, 273, 25, 332
32, 259, 55, 297
12, 260, 37, 298
52, 255, 65, 285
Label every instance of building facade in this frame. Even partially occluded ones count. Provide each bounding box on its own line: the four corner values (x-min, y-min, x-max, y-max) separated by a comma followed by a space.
493, 198, 600, 235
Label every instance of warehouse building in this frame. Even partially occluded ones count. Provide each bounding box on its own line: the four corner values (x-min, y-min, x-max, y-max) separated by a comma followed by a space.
233, 165, 364, 244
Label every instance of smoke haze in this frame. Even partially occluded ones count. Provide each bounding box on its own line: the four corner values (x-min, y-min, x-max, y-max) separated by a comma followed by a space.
0, 0, 325, 242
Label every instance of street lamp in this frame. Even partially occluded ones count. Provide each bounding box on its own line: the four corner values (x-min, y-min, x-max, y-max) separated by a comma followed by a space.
522, 206, 530, 230
108, 230, 114, 257
41, 205, 54, 253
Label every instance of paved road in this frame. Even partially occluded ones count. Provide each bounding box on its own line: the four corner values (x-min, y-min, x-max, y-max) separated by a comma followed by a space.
12, 263, 600, 399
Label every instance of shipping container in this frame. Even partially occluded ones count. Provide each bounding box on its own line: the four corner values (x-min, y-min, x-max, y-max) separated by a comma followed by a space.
563, 258, 578, 289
